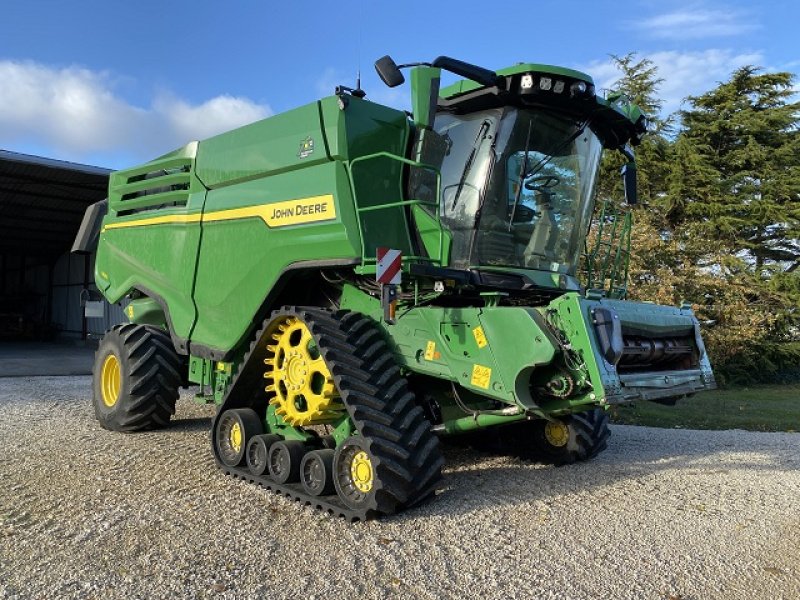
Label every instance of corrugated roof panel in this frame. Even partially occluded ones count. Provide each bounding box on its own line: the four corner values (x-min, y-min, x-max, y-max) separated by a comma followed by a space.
0, 150, 111, 257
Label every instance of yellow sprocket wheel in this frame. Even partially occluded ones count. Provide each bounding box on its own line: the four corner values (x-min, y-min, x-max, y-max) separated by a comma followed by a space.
263, 316, 342, 426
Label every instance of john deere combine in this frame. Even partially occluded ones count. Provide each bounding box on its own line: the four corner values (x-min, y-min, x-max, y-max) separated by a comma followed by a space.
76, 55, 716, 520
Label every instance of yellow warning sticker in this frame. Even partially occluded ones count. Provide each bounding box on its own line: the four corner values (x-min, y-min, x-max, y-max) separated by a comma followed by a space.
471, 364, 492, 389
424, 341, 436, 361
472, 326, 488, 348
126, 305, 134, 319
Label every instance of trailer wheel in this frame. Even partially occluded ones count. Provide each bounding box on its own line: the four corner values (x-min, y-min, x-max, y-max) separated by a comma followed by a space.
93, 324, 181, 432
529, 409, 611, 465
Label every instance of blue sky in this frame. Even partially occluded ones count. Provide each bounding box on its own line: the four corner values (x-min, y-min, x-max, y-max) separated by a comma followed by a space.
1, 0, 797, 169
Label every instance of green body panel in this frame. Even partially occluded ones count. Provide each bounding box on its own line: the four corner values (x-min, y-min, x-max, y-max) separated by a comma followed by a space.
195, 102, 330, 188
410, 67, 441, 128
97, 95, 416, 355
338, 283, 714, 414
125, 297, 166, 328
411, 204, 451, 265
189, 160, 358, 351
96, 189, 205, 340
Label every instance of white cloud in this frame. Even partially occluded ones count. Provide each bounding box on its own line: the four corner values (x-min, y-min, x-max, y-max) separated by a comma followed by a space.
153, 94, 271, 142
581, 49, 764, 116
0, 60, 271, 165
633, 6, 755, 40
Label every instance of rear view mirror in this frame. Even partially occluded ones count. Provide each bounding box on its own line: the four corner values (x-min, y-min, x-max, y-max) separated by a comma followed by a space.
621, 162, 637, 206
375, 55, 405, 88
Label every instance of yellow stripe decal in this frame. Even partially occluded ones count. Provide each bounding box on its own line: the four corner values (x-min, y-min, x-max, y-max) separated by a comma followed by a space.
101, 194, 336, 231
102, 213, 200, 231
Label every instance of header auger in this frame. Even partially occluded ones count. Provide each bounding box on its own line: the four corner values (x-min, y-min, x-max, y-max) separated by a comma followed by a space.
76, 54, 715, 520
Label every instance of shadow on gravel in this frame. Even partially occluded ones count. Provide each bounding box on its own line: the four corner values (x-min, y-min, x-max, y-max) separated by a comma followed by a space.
171, 417, 212, 433
384, 432, 800, 521
130, 397, 799, 522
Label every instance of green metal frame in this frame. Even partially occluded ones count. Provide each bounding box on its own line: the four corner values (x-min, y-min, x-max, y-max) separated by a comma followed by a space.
583, 200, 632, 299
346, 151, 445, 273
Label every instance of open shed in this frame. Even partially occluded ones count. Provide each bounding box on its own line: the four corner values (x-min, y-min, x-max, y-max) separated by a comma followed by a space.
0, 149, 124, 342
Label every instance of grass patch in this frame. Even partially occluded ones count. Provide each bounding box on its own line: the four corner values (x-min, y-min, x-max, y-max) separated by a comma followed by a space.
610, 384, 800, 432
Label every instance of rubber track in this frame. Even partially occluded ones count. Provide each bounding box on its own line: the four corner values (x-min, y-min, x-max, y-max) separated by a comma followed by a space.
210, 307, 443, 521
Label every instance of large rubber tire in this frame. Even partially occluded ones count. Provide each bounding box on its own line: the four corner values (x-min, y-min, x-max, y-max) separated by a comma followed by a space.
462, 409, 611, 465
518, 409, 610, 465
93, 324, 181, 432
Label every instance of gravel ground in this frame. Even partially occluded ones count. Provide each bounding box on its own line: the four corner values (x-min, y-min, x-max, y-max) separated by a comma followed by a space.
0, 376, 798, 600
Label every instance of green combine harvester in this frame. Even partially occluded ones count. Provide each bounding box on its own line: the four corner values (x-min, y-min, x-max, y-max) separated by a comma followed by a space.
75, 55, 716, 520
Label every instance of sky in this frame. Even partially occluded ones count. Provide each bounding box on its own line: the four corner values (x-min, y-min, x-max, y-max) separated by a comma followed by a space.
1, 0, 798, 169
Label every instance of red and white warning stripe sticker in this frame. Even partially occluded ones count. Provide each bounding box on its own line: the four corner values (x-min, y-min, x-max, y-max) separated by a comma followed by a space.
376, 247, 402, 285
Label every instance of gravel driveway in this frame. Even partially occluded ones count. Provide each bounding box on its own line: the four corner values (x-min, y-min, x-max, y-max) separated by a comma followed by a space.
1, 376, 798, 600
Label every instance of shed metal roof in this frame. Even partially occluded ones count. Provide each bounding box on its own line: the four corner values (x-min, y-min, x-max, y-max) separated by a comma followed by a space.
0, 150, 111, 258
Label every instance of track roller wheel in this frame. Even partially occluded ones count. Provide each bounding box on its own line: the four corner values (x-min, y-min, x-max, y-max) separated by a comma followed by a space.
246, 434, 282, 476
333, 436, 381, 511
216, 409, 263, 467
300, 449, 336, 496
267, 440, 307, 484
92, 324, 181, 432
528, 408, 611, 465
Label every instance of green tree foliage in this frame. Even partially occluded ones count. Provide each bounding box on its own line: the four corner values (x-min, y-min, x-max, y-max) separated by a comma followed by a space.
596, 53, 672, 208
673, 67, 800, 271
595, 57, 800, 384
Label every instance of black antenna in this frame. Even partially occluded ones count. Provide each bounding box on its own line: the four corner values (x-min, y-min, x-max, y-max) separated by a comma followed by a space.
354, 69, 366, 98
335, 10, 366, 99
335, 70, 367, 99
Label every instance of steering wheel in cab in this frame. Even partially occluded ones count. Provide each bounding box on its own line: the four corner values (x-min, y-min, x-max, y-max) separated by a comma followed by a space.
524, 174, 560, 191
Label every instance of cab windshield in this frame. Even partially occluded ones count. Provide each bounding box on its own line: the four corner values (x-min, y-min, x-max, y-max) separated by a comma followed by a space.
426, 107, 602, 274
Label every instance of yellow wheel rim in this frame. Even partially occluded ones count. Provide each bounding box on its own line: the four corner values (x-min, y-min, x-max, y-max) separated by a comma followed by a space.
100, 354, 121, 408
350, 451, 373, 493
264, 316, 341, 426
544, 420, 570, 447
229, 421, 242, 454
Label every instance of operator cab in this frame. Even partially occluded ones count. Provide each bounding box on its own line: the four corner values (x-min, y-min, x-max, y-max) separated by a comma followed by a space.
382, 56, 648, 289
424, 107, 602, 275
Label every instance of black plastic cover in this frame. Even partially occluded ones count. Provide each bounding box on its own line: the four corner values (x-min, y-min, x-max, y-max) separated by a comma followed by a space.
592, 307, 623, 365
71, 198, 108, 254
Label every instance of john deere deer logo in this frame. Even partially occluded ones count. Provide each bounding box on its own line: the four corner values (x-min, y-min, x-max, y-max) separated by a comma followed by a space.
298, 137, 314, 158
